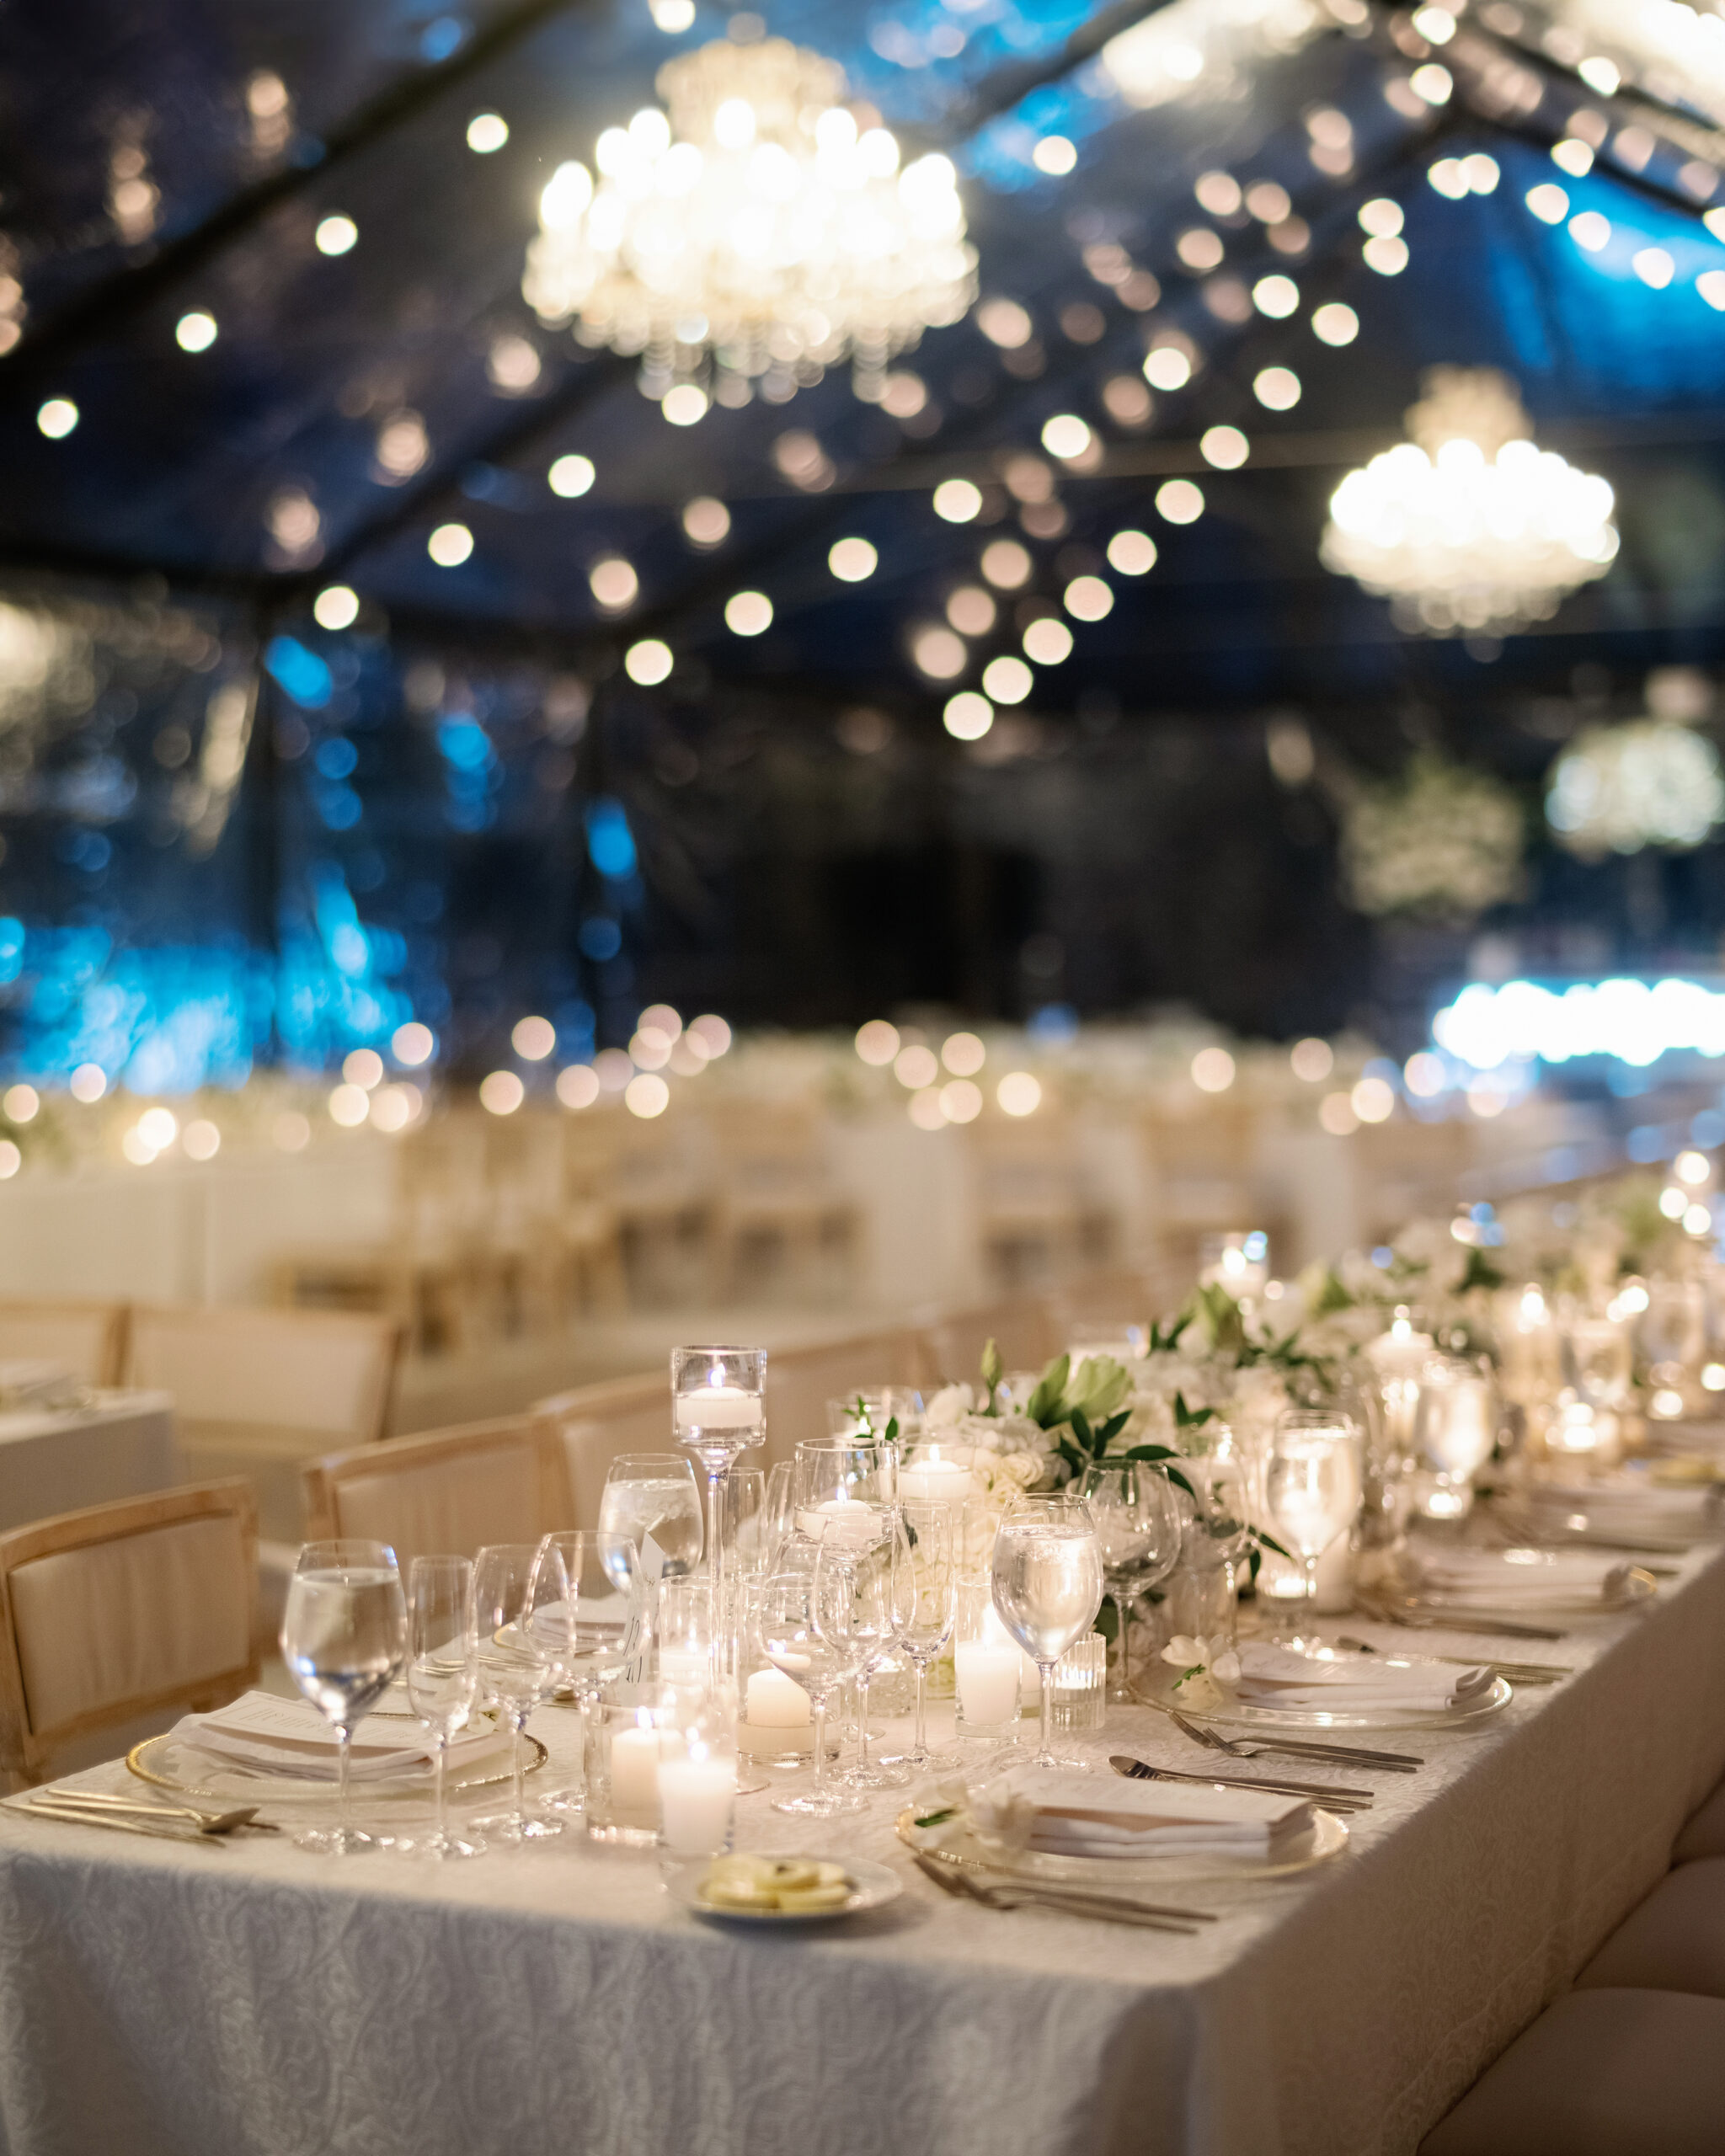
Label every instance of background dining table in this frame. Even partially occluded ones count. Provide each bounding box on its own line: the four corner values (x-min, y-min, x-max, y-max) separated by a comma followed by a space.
0, 1535, 1721, 2156
0, 1391, 176, 1536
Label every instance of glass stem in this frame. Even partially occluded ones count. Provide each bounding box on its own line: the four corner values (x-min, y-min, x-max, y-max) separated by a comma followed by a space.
1111, 1593, 1131, 1694
912, 1662, 928, 1759
705, 1470, 726, 1678
434, 1733, 448, 1849
511, 1712, 526, 1827
812, 1699, 827, 1798
1038, 1662, 1056, 1764
1304, 1555, 1320, 1625
337, 1723, 352, 1842
857, 1673, 872, 1770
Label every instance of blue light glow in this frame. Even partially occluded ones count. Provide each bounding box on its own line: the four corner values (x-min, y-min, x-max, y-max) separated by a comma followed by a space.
585, 798, 637, 879
264, 636, 334, 710
1433, 978, 1725, 1069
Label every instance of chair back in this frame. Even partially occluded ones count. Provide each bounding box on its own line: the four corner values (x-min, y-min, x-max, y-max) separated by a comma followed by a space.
764, 1327, 926, 1466
534, 1374, 671, 1527
127, 1305, 401, 1451
0, 1479, 259, 1788
0, 1299, 130, 1388
302, 1417, 574, 1573
916, 1296, 1060, 1390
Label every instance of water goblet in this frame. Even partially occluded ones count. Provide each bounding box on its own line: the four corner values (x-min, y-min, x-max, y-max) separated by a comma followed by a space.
1076, 1460, 1183, 1700
280, 1538, 407, 1855
599, 1453, 704, 1582
991, 1497, 1104, 1770
536, 1529, 647, 1814
756, 1545, 864, 1817
472, 1541, 568, 1844
1264, 1408, 1364, 1634
824, 1508, 907, 1790
890, 1501, 959, 1773
401, 1555, 484, 1860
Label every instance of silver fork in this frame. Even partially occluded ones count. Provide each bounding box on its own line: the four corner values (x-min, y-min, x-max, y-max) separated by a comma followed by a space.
30, 1790, 274, 1834
911, 1853, 1204, 1933
1165, 1705, 1419, 1774
909, 1841, 1217, 1924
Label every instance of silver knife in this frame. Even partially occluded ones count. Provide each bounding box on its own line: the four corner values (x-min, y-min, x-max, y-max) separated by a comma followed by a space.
1108, 1755, 1372, 1808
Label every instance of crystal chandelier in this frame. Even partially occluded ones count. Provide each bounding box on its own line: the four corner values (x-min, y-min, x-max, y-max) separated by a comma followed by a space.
522, 36, 976, 412
1321, 367, 1619, 635
1546, 669, 1725, 859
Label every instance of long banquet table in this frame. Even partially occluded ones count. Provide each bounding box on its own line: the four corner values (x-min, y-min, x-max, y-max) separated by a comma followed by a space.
1, 1541, 1722, 2156
0, 1390, 176, 1536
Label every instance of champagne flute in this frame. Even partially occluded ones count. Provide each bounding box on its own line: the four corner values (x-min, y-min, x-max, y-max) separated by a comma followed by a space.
756, 1545, 863, 1817
598, 1454, 704, 1581
891, 1502, 959, 1773
472, 1542, 568, 1844
1264, 1409, 1363, 1633
280, 1538, 407, 1855
402, 1556, 483, 1860
991, 1497, 1103, 1771
822, 1510, 905, 1790
536, 1529, 645, 1814
1076, 1460, 1182, 1701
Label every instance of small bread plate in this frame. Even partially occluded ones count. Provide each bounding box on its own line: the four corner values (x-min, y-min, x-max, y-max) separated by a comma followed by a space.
1141, 1662, 1514, 1733
671, 1851, 902, 1926
896, 1803, 1348, 1886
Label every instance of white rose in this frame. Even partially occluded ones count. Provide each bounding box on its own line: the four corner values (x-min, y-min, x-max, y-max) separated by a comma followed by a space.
924, 1384, 975, 1429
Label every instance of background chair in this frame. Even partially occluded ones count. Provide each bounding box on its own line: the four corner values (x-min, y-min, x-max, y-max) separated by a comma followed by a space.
534, 1373, 674, 1527
763, 1326, 927, 1466
915, 1295, 1061, 1391
0, 1478, 259, 1790
127, 1305, 401, 1546
301, 1415, 574, 1573
0, 1297, 130, 1388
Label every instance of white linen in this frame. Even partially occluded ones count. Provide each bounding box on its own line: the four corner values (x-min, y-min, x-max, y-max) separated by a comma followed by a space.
0, 1390, 176, 1534
1406, 1545, 1633, 1607
182, 1691, 505, 1784
1231, 1640, 1494, 1713
975, 1767, 1311, 1857
1, 1544, 1723, 2156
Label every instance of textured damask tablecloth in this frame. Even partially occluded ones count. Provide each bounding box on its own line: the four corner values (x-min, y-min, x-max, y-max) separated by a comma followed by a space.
1, 1540, 1723, 2156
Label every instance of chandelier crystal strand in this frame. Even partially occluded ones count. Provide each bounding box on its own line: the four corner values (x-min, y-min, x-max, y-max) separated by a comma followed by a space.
523, 38, 977, 408
1320, 367, 1618, 634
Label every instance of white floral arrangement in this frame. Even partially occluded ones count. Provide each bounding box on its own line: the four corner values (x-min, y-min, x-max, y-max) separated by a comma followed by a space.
1160, 1633, 1241, 1705
921, 1382, 1059, 1505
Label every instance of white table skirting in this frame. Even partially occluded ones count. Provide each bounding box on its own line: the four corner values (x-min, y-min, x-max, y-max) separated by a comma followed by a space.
0, 1392, 176, 1536
1, 1544, 1722, 2156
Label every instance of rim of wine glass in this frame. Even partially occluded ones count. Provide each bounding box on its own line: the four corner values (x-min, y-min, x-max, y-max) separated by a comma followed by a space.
1274, 1408, 1362, 1433
296, 1538, 400, 1572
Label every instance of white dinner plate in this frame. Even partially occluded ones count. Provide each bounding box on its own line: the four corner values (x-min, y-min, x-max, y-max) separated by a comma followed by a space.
670, 1853, 902, 1926
1142, 1664, 1514, 1733
127, 1726, 543, 1804
897, 1804, 1348, 1885
1388, 1561, 1658, 1622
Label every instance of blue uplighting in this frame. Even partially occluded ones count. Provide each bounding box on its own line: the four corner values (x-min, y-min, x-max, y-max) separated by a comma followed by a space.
585, 798, 637, 879
264, 636, 334, 710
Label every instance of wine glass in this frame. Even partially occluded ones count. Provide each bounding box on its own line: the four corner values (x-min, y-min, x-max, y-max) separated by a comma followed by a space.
1182, 1434, 1253, 1645
401, 1556, 484, 1860
761, 1460, 795, 1567
536, 1529, 645, 1814
756, 1545, 864, 1817
472, 1542, 568, 1844
991, 1497, 1104, 1771
793, 1438, 896, 1530
672, 1344, 766, 1681
1264, 1409, 1364, 1633
280, 1538, 407, 1855
822, 1508, 906, 1790
1076, 1460, 1183, 1701
721, 1467, 768, 1576
599, 1454, 704, 1582
891, 1501, 959, 1773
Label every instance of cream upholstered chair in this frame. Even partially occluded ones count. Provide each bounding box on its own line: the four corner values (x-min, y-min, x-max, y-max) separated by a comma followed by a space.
915, 1296, 1060, 1392
301, 1416, 575, 1575
0, 1298, 130, 1388
127, 1305, 402, 1545
0, 1479, 259, 1790
534, 1374, 671, 1529
763, 1327, 926, 1468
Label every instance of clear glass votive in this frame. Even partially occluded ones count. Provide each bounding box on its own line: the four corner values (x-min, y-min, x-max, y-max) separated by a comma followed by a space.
1049, 1632, 1106, 1735
953, 1575, 1029, 1741
657, 1685, 738, 1866
656, 1577, 714, 1689
585, 1689, 676, 1848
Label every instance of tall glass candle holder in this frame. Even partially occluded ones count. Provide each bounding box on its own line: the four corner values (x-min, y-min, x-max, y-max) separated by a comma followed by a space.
671, 1345, 766, 1678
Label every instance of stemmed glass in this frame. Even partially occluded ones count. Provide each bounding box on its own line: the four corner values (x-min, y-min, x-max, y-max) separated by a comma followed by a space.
1183, 1435, 1252, 1646
1264, 1408, 1364, 1636
991, 1497, 1104, 1771
1076, 1461, 1183, 1702
761, 1460, 795, 1566
472, 1541, 568, 1844
536, 1529, 645, 1814
672, 1345, 767, 1678
825, 1508, 906, 1790
402, 1556, 484, 1860
280, 1538, 407, 1855
891, 1502, 959, 1773
756, 1544, 864, 1817
598, 1454, 704, 1582
794, 1438, 895, 1776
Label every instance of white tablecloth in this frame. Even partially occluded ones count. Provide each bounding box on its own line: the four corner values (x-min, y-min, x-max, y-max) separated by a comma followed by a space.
0, 1391, 176, 1534
1, 1543, 1722, 2156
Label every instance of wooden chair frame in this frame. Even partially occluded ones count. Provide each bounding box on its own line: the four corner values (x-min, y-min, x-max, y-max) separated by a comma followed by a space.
301, 1415, 574, 1551
126, 1304, 403, 1449
0, 1478, 259, 1788
0, 1297, 131, 1389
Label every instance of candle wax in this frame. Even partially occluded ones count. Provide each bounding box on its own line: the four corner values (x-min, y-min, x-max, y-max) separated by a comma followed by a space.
658, 1755, 736, 1855
745, 1668, 810, 1727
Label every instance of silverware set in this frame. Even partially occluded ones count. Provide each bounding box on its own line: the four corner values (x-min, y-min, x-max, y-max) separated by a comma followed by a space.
1162, 1705, 1421, 1774
1352, 1595, 1567, 1642
3, 1788, 276, 1843
1108, 1754, 1375, 1813
910, 1848, 1215, 1933
1332, 1635, 1570, 1685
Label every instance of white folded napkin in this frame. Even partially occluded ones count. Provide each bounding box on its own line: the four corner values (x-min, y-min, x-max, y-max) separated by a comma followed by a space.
973, 1768, 1312, 1859
1405, 1545, 1631, 1607
1231, 1641, 1493, 1713
182, 1691, 506, 1784
0, 1360, 79, 1412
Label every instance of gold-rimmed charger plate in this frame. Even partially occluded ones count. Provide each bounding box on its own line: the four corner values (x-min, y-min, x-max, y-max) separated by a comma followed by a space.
897, 1804, 1348, 1885
127, 1729, 545, 1803
1143, 1663, 1514, 1732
